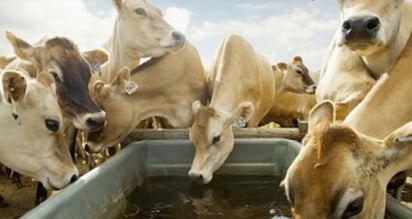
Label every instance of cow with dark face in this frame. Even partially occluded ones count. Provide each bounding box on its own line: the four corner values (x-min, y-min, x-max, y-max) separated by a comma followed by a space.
5, 31, 108, 132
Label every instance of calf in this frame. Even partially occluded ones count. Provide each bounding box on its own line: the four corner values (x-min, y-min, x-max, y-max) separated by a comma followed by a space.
188, 34, 275, 184
282, 100, 412, 219
316, 0, 412, 119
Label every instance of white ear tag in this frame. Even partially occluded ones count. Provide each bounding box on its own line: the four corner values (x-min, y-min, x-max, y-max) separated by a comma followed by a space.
124, 80, 138, 95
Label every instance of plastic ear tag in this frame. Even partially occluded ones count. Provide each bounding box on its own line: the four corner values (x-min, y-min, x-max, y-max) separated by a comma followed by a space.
10, 98, 21, 125
234, 118, 246, 130
11, 112, 21, 125
124, 80, 138, 95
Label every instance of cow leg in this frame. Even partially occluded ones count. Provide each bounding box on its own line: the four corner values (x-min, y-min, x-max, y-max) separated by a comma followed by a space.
5, 168, 23, 189
34, 183, 48, 206
0, 195, 10, 208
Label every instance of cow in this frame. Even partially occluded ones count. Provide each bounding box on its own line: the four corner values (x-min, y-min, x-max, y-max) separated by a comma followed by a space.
0, 69, 78, 206
4, 31, 108, 132
188, 34, 275, 184
344, 33, 412, 139
260, 57, 317, 127
281, 100, 412, 219
316, 0, 412, 119
84, 41, 208, 153
101, 0, 185, 82
3, 31, 109, 204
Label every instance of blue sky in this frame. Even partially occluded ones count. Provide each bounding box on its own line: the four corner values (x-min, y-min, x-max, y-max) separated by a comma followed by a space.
0, 0, 340, 71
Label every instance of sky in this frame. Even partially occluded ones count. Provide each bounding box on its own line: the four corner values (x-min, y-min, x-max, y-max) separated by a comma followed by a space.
0, 0, 340, 71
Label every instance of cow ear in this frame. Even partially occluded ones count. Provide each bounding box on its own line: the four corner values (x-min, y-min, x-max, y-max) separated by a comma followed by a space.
111, 67, 138, 95
293, 56, 303, 64
2, 70, 27, 103
0, 56, 16, 68
277, 62, 287, 72
112, 0, 123, 11
308, 100, 335, 131
83, 49, 109, 65
379, 121, 412, 178
91, 80, 106, 97
232, 101, 254, 125
192, 100, 202, 115
5, 31, 35, 62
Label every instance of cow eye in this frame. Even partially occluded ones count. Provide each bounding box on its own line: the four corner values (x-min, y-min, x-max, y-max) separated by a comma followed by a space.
342, 196, 363, 218
134, 7, 147, 16
212, 135, 221, 144
45, 119, 60, 132
49, 71, 60, 82
296, 69, 303, 75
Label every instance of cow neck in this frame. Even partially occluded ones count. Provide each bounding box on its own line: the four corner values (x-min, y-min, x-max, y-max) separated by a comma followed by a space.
103, 20, 142, 82
273, 68, 287, 96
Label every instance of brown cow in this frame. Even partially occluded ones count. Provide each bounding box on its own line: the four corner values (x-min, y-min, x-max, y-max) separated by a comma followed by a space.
4, 31, 109, 132
84, 41, 208, 153
188, 34, 275, 184
282, 100, 412, 219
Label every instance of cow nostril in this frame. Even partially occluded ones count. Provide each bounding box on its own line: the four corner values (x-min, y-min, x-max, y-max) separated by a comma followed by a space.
189, 173, 204, 184
70, 174, 78, 184
84, 144, 91, 153
86, 116, 106, 131
366, 17, 380, 32
342, 20, 352, 33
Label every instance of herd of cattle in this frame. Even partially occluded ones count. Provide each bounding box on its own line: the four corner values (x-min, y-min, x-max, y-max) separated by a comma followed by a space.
0, 0, 412, 218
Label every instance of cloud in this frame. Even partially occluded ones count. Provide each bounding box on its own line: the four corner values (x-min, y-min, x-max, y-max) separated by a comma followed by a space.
236, 2, 287, 10
0, 0, 116, 55
187, 7, 339, 70
164, 7, 192, 34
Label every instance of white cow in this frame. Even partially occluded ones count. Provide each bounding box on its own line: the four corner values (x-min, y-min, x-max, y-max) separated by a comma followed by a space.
0, 69, 78, 203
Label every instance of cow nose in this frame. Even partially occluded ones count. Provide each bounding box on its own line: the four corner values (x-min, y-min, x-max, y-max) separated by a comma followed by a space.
189, 172, 204, 184
86, 115, 106, 132
342, 15, 380, 41
172, 31, 185, 44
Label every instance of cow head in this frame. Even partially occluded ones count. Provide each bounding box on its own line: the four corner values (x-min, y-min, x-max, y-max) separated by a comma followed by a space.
5, 31, 109, 132
277, 56, 316, 94
85, 67, 139, 153
282, 100, 412, 218
112, 0, 186, 58
188, 100, 254, 184
336, 0, 405, 56
0, 70, 78, 190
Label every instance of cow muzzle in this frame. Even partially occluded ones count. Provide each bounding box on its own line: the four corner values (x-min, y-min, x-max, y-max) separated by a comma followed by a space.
340, 15, 382, 49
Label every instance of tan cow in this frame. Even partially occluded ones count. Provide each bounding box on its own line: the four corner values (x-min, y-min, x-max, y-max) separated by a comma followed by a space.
188, 34, 275, 184
0, 70, 78, 203
101, 0, 185, 82
344, 33, 412, 139
316, 0, 412, 119
261, 57, 317, 127
84, 41, 208, 152
282, 100, 412, 219
4, 31, 109, 132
